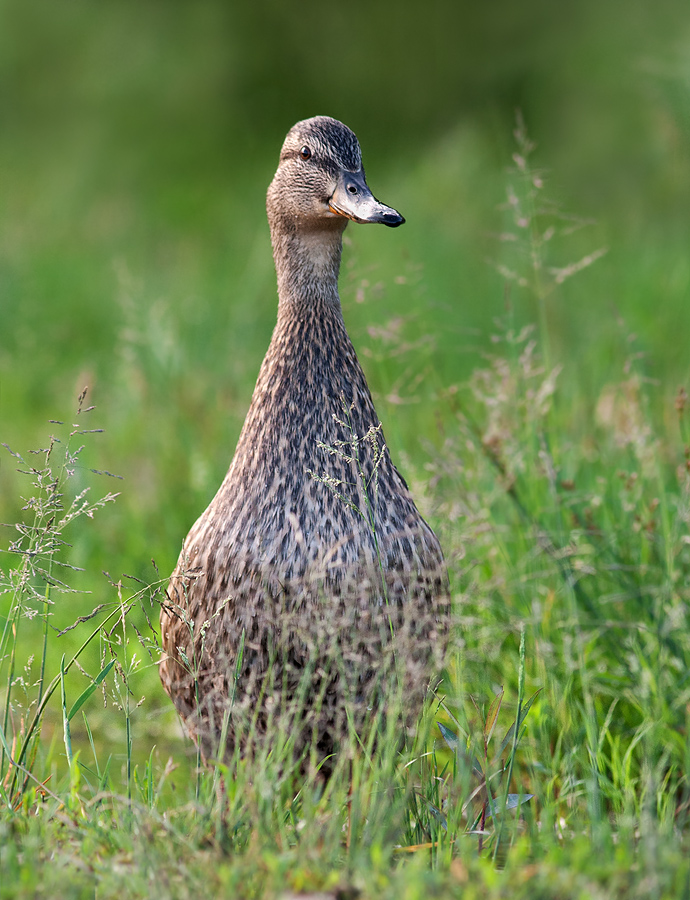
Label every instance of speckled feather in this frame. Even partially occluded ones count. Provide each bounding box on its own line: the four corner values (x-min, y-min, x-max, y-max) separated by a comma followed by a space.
160, 117, 448, 769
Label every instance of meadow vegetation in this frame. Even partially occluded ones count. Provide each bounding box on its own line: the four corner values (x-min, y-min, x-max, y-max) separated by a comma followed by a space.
2, 2, 690, 897
3, 122, 690, 898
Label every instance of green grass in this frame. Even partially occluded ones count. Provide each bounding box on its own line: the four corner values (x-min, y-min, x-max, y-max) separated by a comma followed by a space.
2, 130, 690, 897
2, 3, 690, 893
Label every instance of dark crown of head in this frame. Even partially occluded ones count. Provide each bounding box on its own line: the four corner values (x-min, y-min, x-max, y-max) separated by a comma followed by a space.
291, 117, 362, 171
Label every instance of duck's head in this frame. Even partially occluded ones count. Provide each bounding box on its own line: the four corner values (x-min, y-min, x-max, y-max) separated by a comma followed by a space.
267, 116, 404, 232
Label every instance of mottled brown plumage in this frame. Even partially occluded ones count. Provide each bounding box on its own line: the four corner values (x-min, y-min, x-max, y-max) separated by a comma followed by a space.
160, 117, 447, 773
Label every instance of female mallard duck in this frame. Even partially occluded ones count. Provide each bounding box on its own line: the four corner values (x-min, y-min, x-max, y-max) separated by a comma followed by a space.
160, 116, 447, 773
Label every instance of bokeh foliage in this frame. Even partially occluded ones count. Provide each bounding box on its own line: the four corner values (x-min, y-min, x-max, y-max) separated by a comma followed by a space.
1, 0, 689, 778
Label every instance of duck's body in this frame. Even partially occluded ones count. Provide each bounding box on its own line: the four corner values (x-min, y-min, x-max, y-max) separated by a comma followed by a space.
160, 117, 447, 771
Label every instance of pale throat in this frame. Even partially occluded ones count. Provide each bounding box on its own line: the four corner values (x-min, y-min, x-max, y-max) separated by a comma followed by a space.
272, 222, 346, 306
299, 228, 343, 278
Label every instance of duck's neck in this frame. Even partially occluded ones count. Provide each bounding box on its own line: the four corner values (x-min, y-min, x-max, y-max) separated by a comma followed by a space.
270, 219, 347, 311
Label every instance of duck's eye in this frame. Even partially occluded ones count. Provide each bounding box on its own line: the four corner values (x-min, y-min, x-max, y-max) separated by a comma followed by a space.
299, 146, 312, 160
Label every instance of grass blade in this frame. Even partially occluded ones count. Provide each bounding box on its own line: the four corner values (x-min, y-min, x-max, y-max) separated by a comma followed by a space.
67, 659, 116, 722
60, 654, 73, 768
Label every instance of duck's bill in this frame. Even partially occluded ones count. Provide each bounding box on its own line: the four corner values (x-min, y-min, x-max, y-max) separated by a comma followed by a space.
328, 171, 405, 227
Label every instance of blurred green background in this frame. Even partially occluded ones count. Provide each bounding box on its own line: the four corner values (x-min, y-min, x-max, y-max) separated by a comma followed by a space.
1, 0, 689, 757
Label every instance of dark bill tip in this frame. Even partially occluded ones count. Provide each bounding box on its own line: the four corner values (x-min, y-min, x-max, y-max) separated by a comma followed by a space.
380, 211, 405, 227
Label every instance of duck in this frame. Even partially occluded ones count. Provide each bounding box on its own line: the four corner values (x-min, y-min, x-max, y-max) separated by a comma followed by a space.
160, 116, 448, 776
